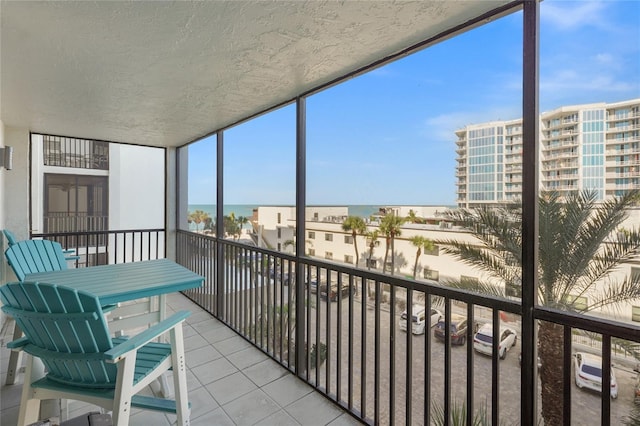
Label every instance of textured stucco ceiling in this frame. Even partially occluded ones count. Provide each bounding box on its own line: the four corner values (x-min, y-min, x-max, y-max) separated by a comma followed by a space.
0, 1, 513, 148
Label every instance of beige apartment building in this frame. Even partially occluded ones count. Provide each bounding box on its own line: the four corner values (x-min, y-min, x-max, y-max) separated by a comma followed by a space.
255, 205, 640, 324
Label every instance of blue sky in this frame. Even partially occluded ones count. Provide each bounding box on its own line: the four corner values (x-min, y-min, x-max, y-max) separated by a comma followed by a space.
189, 0, 640, 206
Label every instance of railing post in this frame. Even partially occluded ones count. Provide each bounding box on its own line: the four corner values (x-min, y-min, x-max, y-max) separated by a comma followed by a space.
521, 0, 540, 423
216, 132, 225, 318
295, 96, 307, 375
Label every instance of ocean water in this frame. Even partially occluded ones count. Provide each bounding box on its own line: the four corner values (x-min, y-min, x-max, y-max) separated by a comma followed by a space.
187, 204, 383, 219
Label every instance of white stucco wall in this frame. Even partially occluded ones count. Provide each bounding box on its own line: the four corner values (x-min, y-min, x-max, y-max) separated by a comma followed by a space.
109, 144, 165, 230
0, 123, 5, 291
3, 127, 30, 242
2, 126, 30, 287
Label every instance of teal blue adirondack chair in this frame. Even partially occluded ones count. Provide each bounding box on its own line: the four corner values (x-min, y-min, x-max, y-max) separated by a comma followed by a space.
3, 230, 80, 262
3, 239, 72, 386
4, 239, 69, 281
0, 281, 191, 426
2, 229, 18, 245
4, 239, 127, 385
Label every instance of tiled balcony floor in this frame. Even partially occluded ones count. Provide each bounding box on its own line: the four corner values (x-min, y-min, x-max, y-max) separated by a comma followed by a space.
1, 293, 362, 426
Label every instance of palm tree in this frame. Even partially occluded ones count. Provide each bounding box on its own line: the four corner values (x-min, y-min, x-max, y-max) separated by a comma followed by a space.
223, 214, 240, 239
203, 216, 215, 234
283, 239, 295, 252
188, 209, 210, 232
236, 215, 249, 236
410, 235, 435, 279
380, 212, 405, 275
406, 209, 419, 224
342, 216, 366, 267
437, 190, 640, 425
365, 229, 380, 298
365, 229, 380, 269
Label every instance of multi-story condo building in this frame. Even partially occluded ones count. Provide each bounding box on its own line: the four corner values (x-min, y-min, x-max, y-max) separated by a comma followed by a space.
455, 98, 640, 208
28, 133, 166, 266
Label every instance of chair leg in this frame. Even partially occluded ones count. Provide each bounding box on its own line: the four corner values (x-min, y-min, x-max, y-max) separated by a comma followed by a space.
5, 321, 24, 385
17, 354, 41, 426
112, 354, 136, 426
170, 325, 190, 426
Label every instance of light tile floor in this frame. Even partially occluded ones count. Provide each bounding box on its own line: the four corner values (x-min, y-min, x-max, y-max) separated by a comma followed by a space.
0, 293, 363, 426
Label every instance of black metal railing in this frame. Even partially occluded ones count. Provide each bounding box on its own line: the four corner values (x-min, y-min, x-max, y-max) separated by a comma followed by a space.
32, 228, 165, 267
177, 230, 640, 425
44, 214, 109, 241
43, 135, 109, 170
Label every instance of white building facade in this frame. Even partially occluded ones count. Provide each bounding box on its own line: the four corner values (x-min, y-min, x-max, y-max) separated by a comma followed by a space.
456, 98, 640, 208
256, 204, 640, 324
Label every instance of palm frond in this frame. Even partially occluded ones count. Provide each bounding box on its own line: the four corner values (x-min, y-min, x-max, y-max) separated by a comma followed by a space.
583, 276, 640, 313
443, 190, 640, 316
442, 278, 508, 299
438, 240, 515, 284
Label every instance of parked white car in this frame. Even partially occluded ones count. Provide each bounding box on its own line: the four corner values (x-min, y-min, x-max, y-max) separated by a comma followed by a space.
573, 352, 618, 399
473, 323, 517, 359
399, 305, 442, 335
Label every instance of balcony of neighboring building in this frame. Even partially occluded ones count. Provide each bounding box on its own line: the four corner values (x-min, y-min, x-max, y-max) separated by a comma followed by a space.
42, 135, 109, 171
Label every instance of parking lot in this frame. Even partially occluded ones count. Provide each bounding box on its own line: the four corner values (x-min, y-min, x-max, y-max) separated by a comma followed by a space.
308, 293, 639, 425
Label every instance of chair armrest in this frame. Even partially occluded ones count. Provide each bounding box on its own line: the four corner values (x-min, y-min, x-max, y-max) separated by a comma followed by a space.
6, 336, 29, 350
62, 249, 80, 261
104, 310, 190, 362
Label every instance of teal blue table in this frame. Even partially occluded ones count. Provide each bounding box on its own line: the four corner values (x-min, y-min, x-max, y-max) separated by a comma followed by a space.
25, 258, 204, 335
25, 258, 204, 306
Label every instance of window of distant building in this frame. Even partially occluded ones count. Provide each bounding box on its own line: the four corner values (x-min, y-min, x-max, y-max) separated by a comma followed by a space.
308, 231, 315, 239
461, 275, 479, 286
277, 228, 281, 238
425, 245, 439, 256
308, 248, 315, 256
277, 243, 281, 251
632, 306, 640, 322
564, 294, 588, 311
344, 254, 354, 264
366, 259, 377, 269
344, 235, 353, 244
325, 233, 333, 241
325, 252, 333, 260
424, 268, 439, 281
277, 213, 281, 224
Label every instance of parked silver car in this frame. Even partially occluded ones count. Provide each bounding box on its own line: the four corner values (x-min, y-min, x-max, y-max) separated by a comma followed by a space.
399, 305, 442, 335
473, 323, 517, 360
573, 352, 618, 399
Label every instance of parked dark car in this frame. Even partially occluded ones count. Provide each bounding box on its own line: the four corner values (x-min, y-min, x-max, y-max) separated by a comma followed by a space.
306, 279, 319, 294
319, 283, 354, 301
433, 314, 468, 345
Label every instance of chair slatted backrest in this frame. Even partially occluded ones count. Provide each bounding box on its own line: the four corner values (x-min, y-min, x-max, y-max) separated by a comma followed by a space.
0, 282, 117, 388
4, 240, 68, 281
